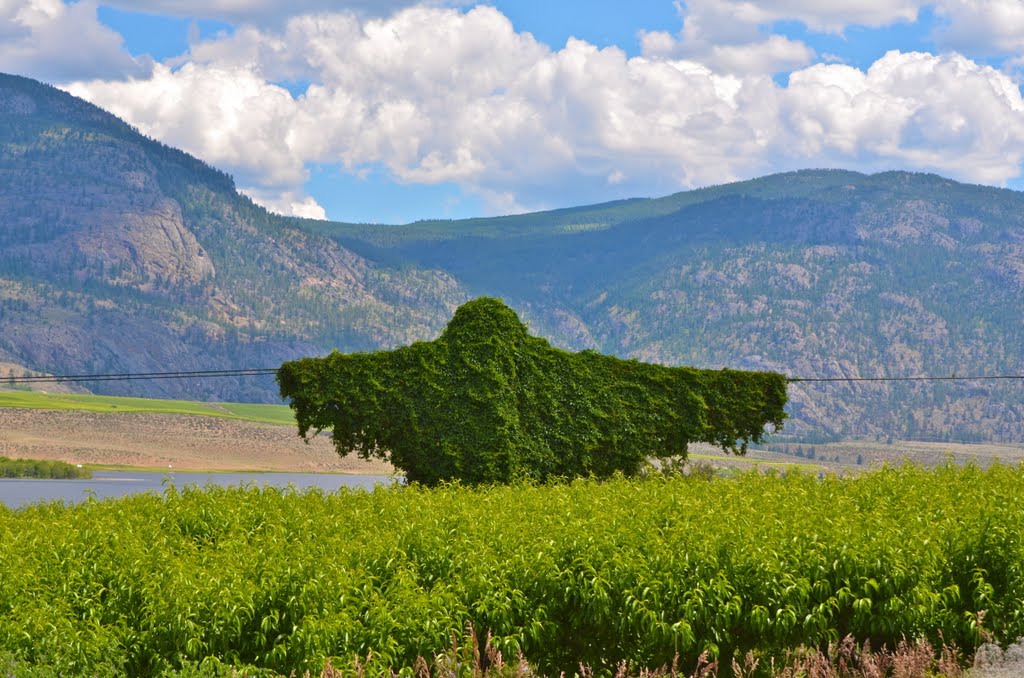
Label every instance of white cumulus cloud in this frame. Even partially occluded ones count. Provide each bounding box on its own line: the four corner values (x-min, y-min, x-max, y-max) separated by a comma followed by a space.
642, 28, 814, 75
655, 0, 1024, 66
0, 0, 150, 81
66, 62, 307, 193
69, 7, 786, 212
781, 51, 1024, 183
933, 0, 1024, 55
640, 0, 817, 75
243, 187, 327, 220
63, 6, 1024, 218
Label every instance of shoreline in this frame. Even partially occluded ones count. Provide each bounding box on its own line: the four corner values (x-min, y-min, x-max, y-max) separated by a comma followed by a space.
81, 463, 398, 476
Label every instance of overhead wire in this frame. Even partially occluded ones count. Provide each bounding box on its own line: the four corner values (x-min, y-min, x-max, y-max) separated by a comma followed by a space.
5, 368, 279, 384
2, 368, 1023, 385
787, 374, 1024, 383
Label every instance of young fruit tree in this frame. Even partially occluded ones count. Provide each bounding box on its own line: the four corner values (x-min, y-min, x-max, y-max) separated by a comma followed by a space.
277, 298, 788, 485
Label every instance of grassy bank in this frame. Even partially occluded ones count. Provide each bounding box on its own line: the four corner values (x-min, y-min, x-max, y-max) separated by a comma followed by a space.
0, 391, 294, 426
0, 465, 1021, 676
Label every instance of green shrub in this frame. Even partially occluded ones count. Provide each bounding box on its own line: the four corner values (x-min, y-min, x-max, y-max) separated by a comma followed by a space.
0, 457, 91, 479
277, 298, 788, 485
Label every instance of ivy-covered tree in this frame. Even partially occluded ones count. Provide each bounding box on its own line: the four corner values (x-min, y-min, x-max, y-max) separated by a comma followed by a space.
277, 298, 788, 485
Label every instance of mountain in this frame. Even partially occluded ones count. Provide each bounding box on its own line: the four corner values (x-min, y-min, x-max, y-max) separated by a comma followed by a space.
0, 73, 467, 402
302, 172, 1024, 443
2, 72, 1023, 443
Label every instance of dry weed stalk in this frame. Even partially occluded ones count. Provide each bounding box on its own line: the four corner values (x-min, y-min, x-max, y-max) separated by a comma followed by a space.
765, 635, 964, 678
313, 632, 967, 677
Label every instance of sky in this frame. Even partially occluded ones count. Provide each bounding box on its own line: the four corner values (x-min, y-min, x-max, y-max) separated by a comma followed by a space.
3, 1, 1024, 224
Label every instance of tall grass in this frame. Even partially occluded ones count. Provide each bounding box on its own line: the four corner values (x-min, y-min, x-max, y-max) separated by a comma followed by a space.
0, 464, 1021, 675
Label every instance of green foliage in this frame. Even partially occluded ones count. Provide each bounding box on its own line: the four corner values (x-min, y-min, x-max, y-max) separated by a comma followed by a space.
277, 298, 788, 485
0, 465, 1022, 675
0, 456, 91, 479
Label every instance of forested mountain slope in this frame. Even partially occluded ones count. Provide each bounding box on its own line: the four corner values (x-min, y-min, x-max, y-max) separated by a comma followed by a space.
2, 72, 1022, 442
0, 73, 466, 401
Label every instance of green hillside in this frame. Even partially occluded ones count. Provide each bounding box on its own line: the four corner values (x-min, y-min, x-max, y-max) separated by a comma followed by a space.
0, 390, 295, 425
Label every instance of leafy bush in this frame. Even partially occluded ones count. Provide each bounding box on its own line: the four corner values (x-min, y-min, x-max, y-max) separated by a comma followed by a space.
0, 465, 1021, 675
277, 298, 788, 485
0, 456, 91, 479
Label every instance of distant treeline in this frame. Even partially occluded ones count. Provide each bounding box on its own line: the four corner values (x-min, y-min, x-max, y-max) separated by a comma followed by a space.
0, 457, 91, 479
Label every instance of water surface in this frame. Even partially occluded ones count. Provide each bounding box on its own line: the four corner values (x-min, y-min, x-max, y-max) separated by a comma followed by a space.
0, 471, 397, 508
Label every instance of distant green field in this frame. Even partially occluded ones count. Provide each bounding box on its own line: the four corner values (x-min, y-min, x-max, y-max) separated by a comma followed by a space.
688, 452, 823, 471
0, 390, 295, 426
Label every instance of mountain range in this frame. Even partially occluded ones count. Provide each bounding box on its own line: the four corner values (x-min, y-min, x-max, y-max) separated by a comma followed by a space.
1, 72, 1022, 444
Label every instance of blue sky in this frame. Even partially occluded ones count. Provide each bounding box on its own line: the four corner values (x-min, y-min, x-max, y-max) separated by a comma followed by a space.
96, 1, 939, 70
3, 1, 1024, 223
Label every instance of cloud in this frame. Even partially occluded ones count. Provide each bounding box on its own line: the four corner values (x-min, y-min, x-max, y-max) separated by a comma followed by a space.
642, 0, 1024, 78
781, 51, 1024, 183
65, 61, 330, 220
242, 187, 327, 219
71, 7, 784, 211
639, 0, 817, 76
65, 7, 1024, 218
933, 0, 1024, 55
0, 0, 150, 81
679, 0, 924, 34
642, 28, 814, 76
67, 62, 306, 188
99, 0, 470, 24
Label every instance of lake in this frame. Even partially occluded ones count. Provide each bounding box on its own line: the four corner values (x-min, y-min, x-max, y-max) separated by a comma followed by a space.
0, 471, 398, 508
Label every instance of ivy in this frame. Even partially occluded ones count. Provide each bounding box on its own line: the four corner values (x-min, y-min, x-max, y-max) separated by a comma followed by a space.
277, 298, 788, 485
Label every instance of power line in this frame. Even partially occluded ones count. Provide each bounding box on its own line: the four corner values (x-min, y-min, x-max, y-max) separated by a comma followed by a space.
4, 368, 279, 384
788, 375, 1024, 383
2, 367, 1023, 385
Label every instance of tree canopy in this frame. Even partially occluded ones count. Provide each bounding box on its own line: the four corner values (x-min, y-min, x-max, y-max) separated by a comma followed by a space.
277, 297, 788, 485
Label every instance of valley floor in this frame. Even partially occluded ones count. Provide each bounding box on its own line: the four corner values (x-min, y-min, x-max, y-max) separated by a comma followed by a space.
0, 407, 393, 474
699, 439, 1024, 472
1, 401, 1022, 476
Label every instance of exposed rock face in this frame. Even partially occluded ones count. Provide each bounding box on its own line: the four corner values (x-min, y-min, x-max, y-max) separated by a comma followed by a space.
75, 199, 215, 291
0, 82, 215, 298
